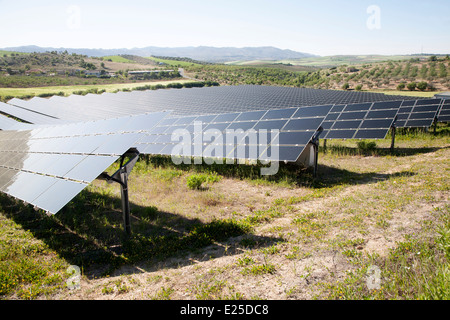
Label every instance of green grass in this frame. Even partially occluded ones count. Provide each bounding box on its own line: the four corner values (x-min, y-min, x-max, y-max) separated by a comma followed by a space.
367, 89, 439, 98
102, 55, 136, 63
0, 209, 68, 299
0, 127, 448, 299
278, 55, 432, 67
147, 57, 203, 67
0, 79, 198, 100
319, 205, 450, 300
0, 50, 29, 57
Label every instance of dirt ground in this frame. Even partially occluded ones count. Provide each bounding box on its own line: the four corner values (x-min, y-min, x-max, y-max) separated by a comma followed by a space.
51, 144, 449, 300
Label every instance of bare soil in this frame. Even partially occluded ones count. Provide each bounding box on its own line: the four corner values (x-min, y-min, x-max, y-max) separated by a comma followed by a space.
52, 145, 449, 300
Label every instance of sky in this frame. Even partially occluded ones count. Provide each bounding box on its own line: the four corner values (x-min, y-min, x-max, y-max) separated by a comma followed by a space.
0, 0, 449, 56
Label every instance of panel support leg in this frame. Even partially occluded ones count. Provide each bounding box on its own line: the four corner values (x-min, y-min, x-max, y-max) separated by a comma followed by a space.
390, 126, 396, 154
99, 148, 140, 236
310, 127, 323, 178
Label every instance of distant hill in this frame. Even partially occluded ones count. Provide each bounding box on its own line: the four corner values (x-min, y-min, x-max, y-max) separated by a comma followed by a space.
0, 45, 316, 63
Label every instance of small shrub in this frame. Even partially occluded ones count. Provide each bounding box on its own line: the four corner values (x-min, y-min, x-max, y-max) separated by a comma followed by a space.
186, 173, 221, 190
186, 174, 206, 190
396, 82, 406, 91
357, 141, 377, 152
407, 82, 416, 91
417, 81, 428, 91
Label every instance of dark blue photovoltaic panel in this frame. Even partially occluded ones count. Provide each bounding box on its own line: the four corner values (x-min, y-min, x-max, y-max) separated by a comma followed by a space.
253, 120, 288, 131
262, 108, 297, 120
332, 120, 362, 129
0, 112, 169, 214
137, 104, 333, 163
283, 118, 324, 131
291, 105, 332, 118
338, 112, 367, 120
437, 100, 450, 122
394, 99, 440, 128
235, 110, 266, 121
344, 103, 372, 111
321, 100, 400, 139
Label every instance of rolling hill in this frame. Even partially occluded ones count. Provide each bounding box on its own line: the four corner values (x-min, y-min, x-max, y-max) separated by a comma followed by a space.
1, 45, 316, 63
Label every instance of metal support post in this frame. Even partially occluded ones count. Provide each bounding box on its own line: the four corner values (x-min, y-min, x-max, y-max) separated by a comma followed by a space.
99, 148, 140, 236
390, 126, 396, 154
310, 127, 323, 178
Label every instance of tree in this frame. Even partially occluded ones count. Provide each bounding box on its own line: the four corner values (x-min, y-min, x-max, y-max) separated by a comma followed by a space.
397, 82, 406, 91
355, 84, 363, 91
417, 81, 428, 91
429, 55, 437, 62
407, 82, 416, 91
342, 83, 350, 90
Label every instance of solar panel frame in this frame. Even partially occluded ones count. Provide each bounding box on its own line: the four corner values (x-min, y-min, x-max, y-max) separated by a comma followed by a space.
0, 111, 170, 214
321, 101, 401, 140
394, 99, 441, 128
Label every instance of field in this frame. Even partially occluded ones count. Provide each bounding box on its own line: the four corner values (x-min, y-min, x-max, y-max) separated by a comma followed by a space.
278, 55, 430, 67
147, 57, 204, 68
0, 79, 197, 100
227, 55, 436, 68
1, 126, 449, 300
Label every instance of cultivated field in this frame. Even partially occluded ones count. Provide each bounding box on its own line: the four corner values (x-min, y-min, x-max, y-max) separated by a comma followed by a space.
1, 127, 448, 300
0, 79, 197, 100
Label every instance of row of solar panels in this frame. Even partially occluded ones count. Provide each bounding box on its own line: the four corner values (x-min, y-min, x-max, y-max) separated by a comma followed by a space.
0, 84, 433, 125
0, 86, 448, 216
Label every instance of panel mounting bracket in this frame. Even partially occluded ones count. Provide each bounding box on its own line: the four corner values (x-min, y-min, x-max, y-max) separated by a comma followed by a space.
310, 127, 323, 178
98, 148, 140, 236
390, 115, 398, 154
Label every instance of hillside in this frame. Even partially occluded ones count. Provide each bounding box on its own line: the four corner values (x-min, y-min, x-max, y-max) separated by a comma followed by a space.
184, 56, 450, 92
1, 45, 316, 63
0, 51, 182, 91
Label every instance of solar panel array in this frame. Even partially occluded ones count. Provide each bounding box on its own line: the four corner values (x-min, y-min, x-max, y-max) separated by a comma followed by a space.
394, 99, 442, 128
320, 101, 402, 139
135, 104, 332, 162
0, 85, 448, 216
5, 85, 422, 124
0, 112, 167, 213
437, 99, 450, 122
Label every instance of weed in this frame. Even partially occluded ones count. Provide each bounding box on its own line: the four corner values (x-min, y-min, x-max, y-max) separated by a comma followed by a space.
151, 286, 175, 300
241, 263, 276, 276
186, 172, 222, 190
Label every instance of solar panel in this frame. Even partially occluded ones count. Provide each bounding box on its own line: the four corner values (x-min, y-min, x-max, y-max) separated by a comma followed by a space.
135, 104, 331, 163
0, 113, 33, 131
0, 101, 62, 125
5, 85, 423, 124
0, 111, 169, 214
321, 101, 401, 139
437, 100, 450, 122
394, 99, 441, 128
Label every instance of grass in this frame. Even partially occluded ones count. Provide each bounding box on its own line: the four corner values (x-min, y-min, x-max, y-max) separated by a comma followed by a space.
318, 205, 450, 300
278, 55, 432, 67
147, 57, 203, 67
102, 55, 136, 63
0, 126, 448, 299
0, 79, 197, 100
367, 89, 439, 98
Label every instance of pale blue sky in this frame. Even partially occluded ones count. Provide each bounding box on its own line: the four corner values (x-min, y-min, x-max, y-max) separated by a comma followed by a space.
0, 0, 449, 56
